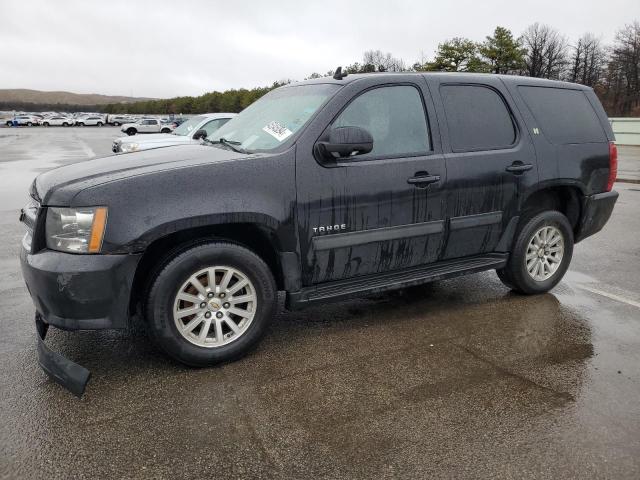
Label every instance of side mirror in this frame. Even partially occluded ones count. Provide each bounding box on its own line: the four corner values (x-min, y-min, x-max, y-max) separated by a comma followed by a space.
193, 129, 208, 140
318, 126, 373, 159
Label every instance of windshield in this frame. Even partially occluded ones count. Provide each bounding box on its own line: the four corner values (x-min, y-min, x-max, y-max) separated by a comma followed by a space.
173, 115, 205, 136
207, 84, 340, 152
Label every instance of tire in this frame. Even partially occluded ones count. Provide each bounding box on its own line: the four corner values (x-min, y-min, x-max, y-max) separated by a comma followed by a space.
127, 128, 136, 136
145, 241, 277, 366
97, 121, 103, 127
62, 122, 68, 127
78, 122, 84, 127
114, 122, 120, 126
26, 122, 32, 126
43, 122, 49, 127
161, 128, 171, 134
5, 121, 11, 127
497, 210, 573, 295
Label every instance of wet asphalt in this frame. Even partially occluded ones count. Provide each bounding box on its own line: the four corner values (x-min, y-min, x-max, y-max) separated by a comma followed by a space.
0, 127, 639, 479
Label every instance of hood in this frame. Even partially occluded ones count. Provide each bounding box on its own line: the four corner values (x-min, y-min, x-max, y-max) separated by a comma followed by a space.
35, 144, 247, 205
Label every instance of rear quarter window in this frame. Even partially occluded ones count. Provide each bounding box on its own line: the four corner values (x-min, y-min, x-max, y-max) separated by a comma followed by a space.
440, 84, 516, 152
517, 86, 606, 144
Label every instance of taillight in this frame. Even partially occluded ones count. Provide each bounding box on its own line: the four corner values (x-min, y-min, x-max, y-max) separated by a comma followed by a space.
607, 141, 617, 192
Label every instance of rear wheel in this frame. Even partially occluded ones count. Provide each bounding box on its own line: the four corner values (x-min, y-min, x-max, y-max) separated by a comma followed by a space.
126, 128, 136, 136
497, 210, 573, 294
145, 241, 276, 366
78, 122, 84, 127
161, 128, 171, 133
26, 122, 32, 126
62, 122, 68, 127
43, 122, 49, 127
97, 121, 103, 126
114, 122, 120, 126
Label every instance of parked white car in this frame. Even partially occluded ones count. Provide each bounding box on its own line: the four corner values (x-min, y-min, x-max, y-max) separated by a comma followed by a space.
76, 116, 105, 126
5, 115, 39, 126
113, 113, 236, 153
40, 116, 74, 127
120, 118, 173, 136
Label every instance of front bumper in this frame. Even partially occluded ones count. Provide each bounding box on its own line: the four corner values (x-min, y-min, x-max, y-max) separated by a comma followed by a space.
575, 190, 619, 242
21, 245, 141, 396
20, 245, 141, 330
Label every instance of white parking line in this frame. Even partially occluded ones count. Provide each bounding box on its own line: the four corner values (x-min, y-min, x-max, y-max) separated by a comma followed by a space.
579, 285, 640, 309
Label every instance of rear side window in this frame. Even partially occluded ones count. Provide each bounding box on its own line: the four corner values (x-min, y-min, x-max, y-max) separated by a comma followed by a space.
441, 85, 516, 152
333, 85, 430, 158
518, 86, 606, 144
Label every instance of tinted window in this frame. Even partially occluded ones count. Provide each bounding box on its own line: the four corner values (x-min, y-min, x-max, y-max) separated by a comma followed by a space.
333, 85, 430, 158
518, 86, 606, 144
441, 84, 516, 152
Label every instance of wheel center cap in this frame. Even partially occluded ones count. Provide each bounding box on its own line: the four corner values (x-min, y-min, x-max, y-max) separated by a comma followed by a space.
208, 300, 220, 310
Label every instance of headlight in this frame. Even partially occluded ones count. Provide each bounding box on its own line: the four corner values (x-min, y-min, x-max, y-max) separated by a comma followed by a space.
46, 207, 108, 253
120, 142, 139, 152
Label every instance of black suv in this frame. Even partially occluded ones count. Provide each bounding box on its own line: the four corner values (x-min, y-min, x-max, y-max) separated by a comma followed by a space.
20, 72, 618, 395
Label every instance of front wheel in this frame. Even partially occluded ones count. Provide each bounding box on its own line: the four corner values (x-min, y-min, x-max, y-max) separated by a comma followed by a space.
126, 128, 136, 136
43, 122, 49, 127
113, 122, 120, 126
97, 121, 103, 126
497, 210, 573, 294
160, 128, 171, 133
26, 122, 32, 126
145, 241, 276, 366
78, 122, 84, 127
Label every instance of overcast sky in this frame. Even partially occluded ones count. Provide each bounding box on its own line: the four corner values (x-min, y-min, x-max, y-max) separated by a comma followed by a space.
1, 0, 638, 98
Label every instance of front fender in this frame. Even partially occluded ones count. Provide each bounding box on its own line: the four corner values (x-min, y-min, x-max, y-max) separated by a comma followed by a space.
71, 150, 298, 254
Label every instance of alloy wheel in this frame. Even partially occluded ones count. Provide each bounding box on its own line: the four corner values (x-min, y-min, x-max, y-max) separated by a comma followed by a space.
525, 225, 564, 282
172, 266, 257, 348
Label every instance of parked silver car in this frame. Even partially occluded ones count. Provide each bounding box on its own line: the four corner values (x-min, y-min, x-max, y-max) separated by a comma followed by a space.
113, 113, 236, 153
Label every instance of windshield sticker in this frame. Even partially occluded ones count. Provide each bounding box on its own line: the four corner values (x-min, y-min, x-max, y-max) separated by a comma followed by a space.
262, 121, 292, 142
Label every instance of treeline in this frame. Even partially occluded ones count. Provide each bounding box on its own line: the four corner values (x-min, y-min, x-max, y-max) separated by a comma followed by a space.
0, 100, 107, 113
325, 22, 640, 116
8, 21, 639, 117
103, 83, 284, 115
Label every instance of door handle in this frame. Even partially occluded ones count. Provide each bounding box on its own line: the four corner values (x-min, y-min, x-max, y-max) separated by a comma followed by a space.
407, 173, 440, 188
505, 162, 533, 174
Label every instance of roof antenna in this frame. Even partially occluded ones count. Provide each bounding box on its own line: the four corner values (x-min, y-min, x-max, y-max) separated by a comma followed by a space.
333, 66, 348, 80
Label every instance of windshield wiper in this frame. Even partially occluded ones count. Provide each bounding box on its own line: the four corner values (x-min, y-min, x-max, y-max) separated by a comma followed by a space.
204, 137, 248, 154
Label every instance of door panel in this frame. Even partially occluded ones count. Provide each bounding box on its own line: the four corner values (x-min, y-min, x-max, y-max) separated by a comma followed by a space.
425, 76, 538, 259
295, 76, 446, 286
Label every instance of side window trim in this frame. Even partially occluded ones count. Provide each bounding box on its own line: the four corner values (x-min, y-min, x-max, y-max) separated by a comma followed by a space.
324, 83, 434, 162
440, 82, 520, 153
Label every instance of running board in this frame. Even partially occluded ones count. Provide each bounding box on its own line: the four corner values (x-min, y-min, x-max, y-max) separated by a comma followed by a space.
286, 253, 508, 309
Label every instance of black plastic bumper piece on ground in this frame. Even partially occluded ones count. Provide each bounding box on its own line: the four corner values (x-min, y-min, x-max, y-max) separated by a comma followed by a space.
35, 313, 91, 397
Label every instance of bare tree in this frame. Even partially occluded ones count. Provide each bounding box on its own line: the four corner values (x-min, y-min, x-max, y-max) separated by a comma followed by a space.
362, 50, 407, 72
568, 33, 607, 87
604, 22, 640, 115
521, 23, 568, 79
